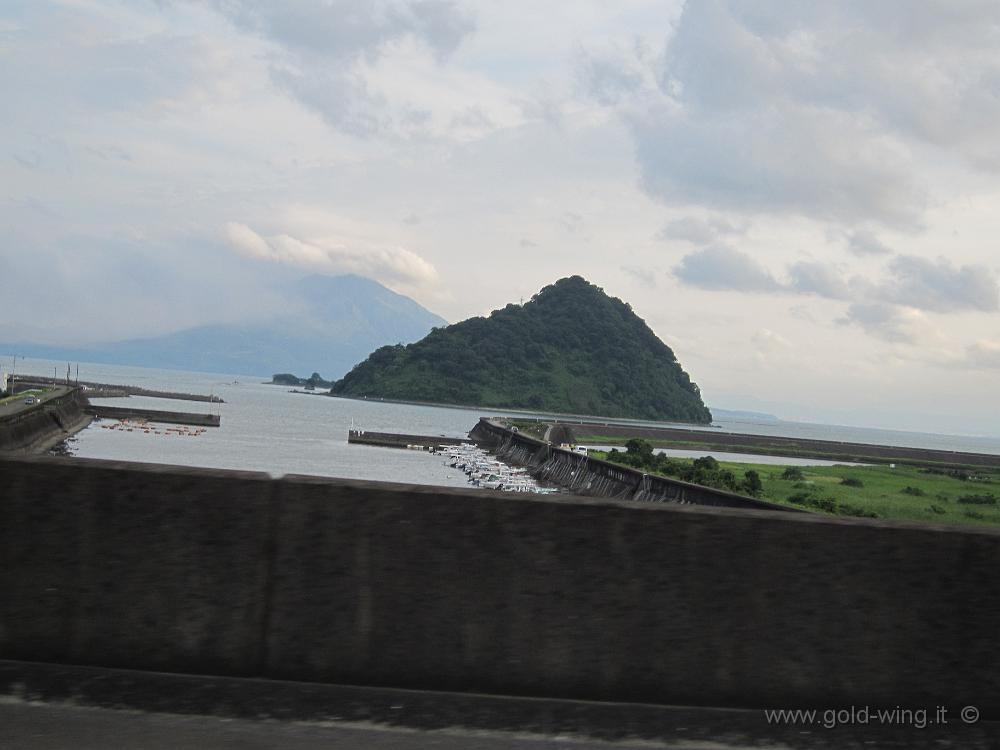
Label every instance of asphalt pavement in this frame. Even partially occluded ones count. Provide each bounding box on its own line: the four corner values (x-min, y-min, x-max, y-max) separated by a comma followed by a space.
0, 385, 68, 419
1, 661, 997, 750
2, 700, 685, 750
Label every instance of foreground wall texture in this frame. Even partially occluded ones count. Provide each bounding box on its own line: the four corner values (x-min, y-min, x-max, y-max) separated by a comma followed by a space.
1, 456, 998, 716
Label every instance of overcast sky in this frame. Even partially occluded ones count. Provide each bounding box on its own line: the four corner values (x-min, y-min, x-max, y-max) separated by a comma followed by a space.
3, 0, 1000, 434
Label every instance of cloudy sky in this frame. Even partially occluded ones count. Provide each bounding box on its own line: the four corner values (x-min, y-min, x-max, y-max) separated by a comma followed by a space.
3, 0, 1000, 434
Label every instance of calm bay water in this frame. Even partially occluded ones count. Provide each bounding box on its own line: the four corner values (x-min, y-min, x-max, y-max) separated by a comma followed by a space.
16, 357, 1000, 486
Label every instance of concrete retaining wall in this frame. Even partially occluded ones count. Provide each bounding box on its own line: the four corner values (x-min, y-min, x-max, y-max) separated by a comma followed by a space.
1, 455, 998, 716
470, 418, 792, 511
0, 389, 91, 455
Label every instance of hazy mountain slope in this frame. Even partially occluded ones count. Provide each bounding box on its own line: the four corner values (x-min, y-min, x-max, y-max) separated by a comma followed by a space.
3, 274, 446, 378
332, 276, 712, 423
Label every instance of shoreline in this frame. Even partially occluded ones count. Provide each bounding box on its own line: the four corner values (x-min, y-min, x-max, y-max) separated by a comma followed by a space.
324, 391, 713, 429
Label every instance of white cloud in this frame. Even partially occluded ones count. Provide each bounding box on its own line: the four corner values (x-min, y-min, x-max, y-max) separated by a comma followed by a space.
4, 0, 1000, 433
839, 303, 934, 345
674, 249, 999, 316
877, 255, 999, 313
963, 340, 1000, 369
673, 245, 780, 292
786, 261, 853, 300
657, 215, 744, 244
584, 0, 1000, 228
752, 328, 792, 352
224, 221, 438, 287
206, 0, 483, 139
846, 229, 892, 257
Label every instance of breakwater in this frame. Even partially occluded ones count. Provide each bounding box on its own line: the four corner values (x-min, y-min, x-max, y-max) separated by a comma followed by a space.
470, 419, 792, 511
88, 405, 220, 427
0, 388, 92, 455
559, 421, 1000, 468
1, 455, 998, 718
348, 429, 470, 449
15, 376, 224, 403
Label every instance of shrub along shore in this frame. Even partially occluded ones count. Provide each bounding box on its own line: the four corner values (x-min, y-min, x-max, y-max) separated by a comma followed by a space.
592, 440, 1000, 528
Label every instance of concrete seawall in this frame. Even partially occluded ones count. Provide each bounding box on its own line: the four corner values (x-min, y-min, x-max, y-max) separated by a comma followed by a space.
2, 455, 998, 717
0, 389, 92, 455
470, 418, 792, 511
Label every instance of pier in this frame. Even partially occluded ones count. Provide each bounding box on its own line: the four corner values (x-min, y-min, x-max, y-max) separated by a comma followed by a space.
348, 429, 470, 449
88, 405, 220, 427
14, 376, 224, 403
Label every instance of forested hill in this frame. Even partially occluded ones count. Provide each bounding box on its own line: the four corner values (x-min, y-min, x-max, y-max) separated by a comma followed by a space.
331, 276, 712, 423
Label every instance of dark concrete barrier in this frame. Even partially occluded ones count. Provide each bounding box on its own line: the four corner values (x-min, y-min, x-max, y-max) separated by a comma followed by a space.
0, 458, 272, 675
1, 455, 999, 718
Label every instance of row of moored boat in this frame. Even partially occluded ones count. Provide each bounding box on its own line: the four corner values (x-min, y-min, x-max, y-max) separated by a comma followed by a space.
436, 444, 559, 494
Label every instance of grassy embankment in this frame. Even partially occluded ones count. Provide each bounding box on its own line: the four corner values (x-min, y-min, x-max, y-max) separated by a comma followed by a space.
507, 420, 1000, 527
592, 451, 1000, 528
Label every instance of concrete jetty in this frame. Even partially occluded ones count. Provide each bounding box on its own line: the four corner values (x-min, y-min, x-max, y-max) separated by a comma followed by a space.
15, 375, 224, 403
88, 405, 220, 427
348, 429, 469, 449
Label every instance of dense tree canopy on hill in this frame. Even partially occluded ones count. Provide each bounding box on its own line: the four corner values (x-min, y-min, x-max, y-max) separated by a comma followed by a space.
330, 276, 712, 423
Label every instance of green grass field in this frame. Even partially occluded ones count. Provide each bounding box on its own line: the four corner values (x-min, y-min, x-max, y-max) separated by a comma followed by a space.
590, 451, 1000, 528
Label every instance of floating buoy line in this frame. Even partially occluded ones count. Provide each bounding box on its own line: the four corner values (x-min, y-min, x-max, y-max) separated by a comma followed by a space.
99, 418, 208, 437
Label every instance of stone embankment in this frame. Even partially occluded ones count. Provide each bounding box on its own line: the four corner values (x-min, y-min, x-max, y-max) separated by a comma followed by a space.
0, 389, 92, 455
469, 418, 792, 511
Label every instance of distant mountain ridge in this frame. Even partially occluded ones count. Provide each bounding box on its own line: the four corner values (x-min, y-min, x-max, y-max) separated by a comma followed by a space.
332, 276, 712, 423
3, 274, 446, 378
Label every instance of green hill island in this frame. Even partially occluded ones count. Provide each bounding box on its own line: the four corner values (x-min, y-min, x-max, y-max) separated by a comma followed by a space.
330, 276, 712, 424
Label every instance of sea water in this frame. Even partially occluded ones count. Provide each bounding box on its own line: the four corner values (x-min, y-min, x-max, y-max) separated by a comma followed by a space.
14, 358, 1000, 486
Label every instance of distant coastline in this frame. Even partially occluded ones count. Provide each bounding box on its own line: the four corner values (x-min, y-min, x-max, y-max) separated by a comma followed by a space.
326, 391, 720, 429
